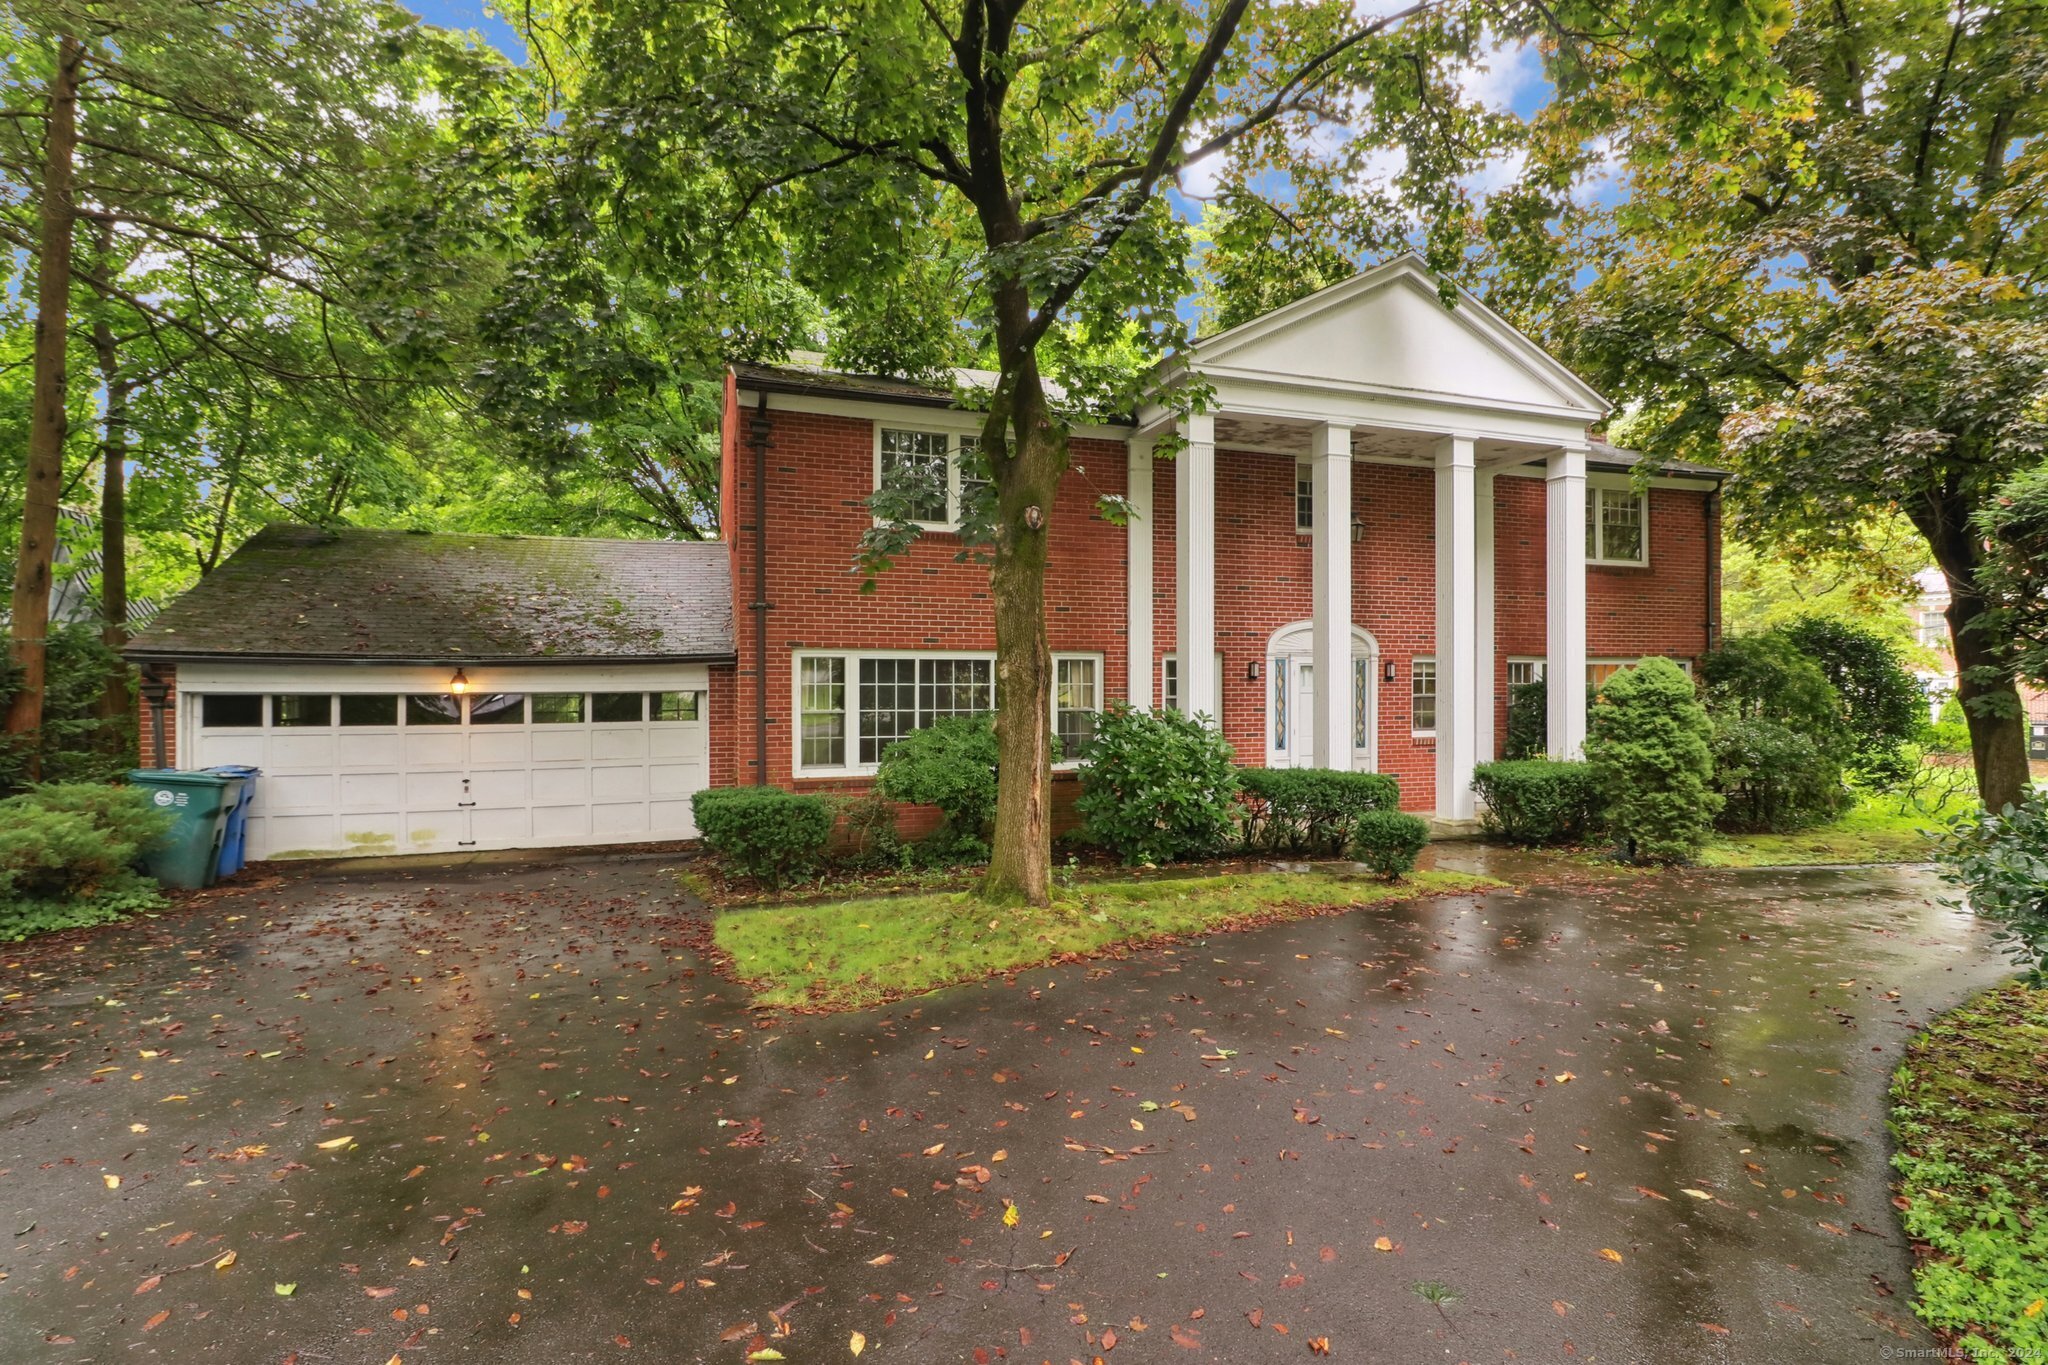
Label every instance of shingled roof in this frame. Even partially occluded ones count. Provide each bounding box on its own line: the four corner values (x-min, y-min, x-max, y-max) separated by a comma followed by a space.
126, 525, 734, 664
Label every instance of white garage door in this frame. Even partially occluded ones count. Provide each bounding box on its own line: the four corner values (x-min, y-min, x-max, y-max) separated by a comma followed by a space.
179, 663, 710, 860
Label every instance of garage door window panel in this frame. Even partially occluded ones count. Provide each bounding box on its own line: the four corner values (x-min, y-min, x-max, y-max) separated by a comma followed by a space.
407, 695, 461, 726
272, 694, 332, 727
202, 694, 264, 728
470, 693, 526, 725
533, 693, 585, 724
339, 695, 399, 726
651, 691, 700, 722
592, 692, 643, 723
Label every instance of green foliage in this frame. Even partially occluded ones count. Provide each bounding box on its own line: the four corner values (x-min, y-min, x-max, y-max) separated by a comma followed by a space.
1077, 704, 1239, 867
1585, 658, 1720, 864
1471, 760, 1601, 845
1933, 697, 1973, 755
1889, 983, 2048, 1363
690, 787, 835, 888
1503, 677, 1548, 761
1937, 795, 2048, 982
1781, 615, 1929, 786
1701, 634, 1849, 831
1976, 462, 2048, 692
1710, 717, 1848, 833
1237, 768, 1400, 857
1348, 810, 1431, 881
0, 782, 169, 941
874, 714, 999, 857
0, 623, 134, 795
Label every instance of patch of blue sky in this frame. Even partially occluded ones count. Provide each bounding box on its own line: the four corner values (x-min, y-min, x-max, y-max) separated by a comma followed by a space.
403, 0, 526, 62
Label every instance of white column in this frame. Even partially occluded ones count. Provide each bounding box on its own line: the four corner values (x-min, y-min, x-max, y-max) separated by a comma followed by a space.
1475, 467, 1497, 763
1434, 435, 1479, 822
1311, 423, 1354, 769
1175, 413, 1217, 724
1546, 446, 1589, 758
1125, 437, 1155, 709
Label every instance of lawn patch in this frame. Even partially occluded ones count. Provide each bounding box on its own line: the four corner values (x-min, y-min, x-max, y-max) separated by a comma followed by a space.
1890, 982, 2048, 1364
713, 868, 1501, 1012
1697, 790, 1969, 867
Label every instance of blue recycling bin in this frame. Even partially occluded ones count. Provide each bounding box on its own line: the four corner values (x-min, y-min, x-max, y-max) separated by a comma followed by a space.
204, 765, 261, 877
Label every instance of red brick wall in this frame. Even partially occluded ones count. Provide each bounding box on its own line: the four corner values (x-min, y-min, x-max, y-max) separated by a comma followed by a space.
137, 664, 178, 769
724, 400, 1716, 817
724, 405, 1129, 801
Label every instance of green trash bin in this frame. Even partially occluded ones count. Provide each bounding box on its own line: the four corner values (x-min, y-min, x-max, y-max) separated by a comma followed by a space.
127, 770, 235, 890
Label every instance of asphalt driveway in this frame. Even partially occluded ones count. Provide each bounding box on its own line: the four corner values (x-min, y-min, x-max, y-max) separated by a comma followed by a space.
0, 855, 2009, 1362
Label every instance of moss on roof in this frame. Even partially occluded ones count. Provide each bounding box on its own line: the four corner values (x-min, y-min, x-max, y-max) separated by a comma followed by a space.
126, 525, 734, 662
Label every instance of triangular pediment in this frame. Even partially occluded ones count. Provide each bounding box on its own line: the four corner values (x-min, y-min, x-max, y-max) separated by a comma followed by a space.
1192, 256, 1607, 417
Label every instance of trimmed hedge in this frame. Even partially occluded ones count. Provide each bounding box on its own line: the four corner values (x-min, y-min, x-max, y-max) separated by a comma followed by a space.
691, 786, 835, 887
1238, 768, 1400, 856
1349, 809, 1430, 880
1470, 759, 1601, 845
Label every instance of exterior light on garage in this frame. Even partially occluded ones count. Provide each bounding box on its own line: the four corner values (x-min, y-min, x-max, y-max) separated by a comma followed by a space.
450, 668, 468, 694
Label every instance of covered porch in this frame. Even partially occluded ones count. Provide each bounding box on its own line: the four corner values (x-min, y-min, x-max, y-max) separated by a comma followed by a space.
1124, 256, 1611, 823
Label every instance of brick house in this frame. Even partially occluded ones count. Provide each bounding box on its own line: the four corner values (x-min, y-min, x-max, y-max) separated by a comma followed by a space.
129, 256, 1723, 860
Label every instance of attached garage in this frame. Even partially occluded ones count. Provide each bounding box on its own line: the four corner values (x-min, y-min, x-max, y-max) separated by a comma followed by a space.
126, 526, 734, 861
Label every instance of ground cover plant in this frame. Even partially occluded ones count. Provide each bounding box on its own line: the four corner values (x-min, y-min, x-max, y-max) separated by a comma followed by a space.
713, 868, 1499, 1011
0, 782, 168, 941
1890, 982, 2048, 1364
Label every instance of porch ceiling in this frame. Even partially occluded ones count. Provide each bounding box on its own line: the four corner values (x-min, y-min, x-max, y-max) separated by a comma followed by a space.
1212, 413, 1554, 470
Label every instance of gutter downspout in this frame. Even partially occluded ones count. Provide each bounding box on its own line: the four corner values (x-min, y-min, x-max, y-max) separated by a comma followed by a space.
749, 392, 773, 785
1704, 479, 1723, 655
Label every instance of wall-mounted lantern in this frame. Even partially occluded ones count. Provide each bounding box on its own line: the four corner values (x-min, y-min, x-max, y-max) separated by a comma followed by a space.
1383, 660, 1397, 683
1351, 515, 1366, 544
450, 668, 469, 695
1246, 660, 1263, 681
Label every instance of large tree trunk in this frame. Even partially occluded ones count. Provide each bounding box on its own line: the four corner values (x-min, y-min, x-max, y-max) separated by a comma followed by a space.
1918, 497, 2031, 811
92, 310, 132, 731
4, 34, 85, 758
980, 365, 1063, 907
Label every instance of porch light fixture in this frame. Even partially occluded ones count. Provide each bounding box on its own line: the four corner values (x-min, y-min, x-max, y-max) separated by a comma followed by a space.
450, 668, 469, 695
1383, 660, 1396, 683
1350, 515, 1366, 544
1247, 660, 1263, 681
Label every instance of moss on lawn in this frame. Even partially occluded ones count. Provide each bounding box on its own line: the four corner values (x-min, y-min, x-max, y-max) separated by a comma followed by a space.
1696, 790, 1972, 868
713, 868, 1501, 1012
1889, 982, 2048, 1363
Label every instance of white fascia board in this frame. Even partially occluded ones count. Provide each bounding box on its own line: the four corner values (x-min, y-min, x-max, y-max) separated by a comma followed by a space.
174, 660, 711, 694
736, 388, 1134, 443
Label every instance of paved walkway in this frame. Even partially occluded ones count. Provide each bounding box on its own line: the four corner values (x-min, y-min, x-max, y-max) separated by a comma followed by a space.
0, 856, 2008, 1362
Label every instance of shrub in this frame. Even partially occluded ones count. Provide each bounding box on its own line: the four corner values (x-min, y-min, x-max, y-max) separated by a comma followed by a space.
1077, 703, 1239, 866
1782, 616, 1928, 787
1585, 657, 1720, 863
1711, 716, 1848, 832
1238, 768, 1400, 856
0, 783, 169, 941
1349, 809, 1430, 880
690, 786, 835, 887
835, 790, 906, 870
1932, 696, 1972, 755
874, 714, 998, 853
1937, 794, 2048, 981
0, 623, 136, 796
1470, 759, 1601, 844
1700, 632, 1844, 737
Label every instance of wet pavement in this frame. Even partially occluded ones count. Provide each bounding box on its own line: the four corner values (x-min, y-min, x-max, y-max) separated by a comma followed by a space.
0, 856, 2010, 1363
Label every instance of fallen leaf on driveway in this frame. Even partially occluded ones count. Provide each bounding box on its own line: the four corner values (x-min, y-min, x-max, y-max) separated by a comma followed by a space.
1600, 1248, 1624, 1264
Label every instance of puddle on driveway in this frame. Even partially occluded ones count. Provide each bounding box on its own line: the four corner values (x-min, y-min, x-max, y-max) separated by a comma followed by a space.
0, 859, 2007, 1362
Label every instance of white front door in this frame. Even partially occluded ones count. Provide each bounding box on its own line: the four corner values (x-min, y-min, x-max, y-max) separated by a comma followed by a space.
1285, 663, 1318, 768
1265, 621, 1381, 773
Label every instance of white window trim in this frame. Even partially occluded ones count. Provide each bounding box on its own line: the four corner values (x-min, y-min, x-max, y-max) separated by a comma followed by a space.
873, 421, 986, 533
1410, 655, 1438, 738
1293, 462, 1314, 535
790, 648, 1104, 778
1506, 656, 1546, 686
1160, 652, 1225, 723
1585, 477, 1650, 568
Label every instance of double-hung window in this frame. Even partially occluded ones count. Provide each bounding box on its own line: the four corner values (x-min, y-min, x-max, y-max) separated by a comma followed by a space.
1160, 653, 1225, 723
1585, 484, 1648, 565
878, 426, 983, 529
795, 651, 1100, 773
1294, 463, 1315, 534
1411, 657, 1438, 734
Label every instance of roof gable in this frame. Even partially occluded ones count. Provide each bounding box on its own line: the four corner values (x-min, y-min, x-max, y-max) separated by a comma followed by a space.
127, 525, 734, 662
1192, 255, 1608, 417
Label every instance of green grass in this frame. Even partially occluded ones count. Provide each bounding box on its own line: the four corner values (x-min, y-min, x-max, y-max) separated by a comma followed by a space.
712, 868, 1502, 1012
1890, 982, 2048, 1364
1696, 788, 1974, 868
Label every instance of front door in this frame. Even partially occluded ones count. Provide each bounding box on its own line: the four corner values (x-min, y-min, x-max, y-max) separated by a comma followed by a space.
1267, 641, 1378, 773
1284, 663, 1318, 768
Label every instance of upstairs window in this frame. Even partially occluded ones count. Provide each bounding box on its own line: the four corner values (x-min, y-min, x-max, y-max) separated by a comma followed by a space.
1586, 485, 1647, 565
878, 427, 983, 529
1295, 463, 1315, 534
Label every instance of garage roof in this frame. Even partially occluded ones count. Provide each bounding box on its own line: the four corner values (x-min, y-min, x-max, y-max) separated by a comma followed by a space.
126, 525, 734, 664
